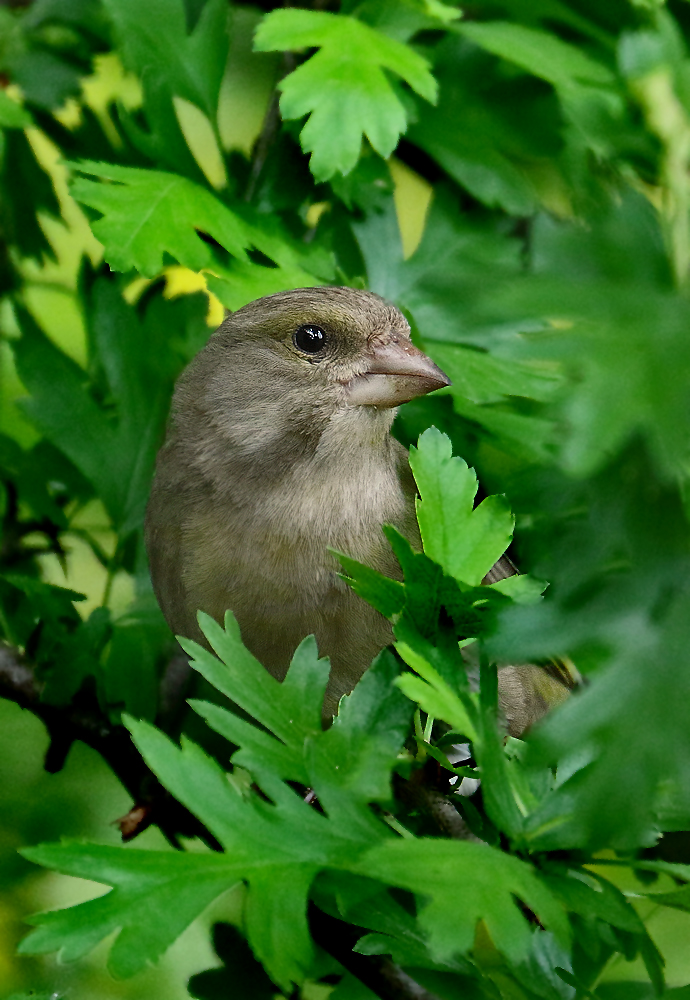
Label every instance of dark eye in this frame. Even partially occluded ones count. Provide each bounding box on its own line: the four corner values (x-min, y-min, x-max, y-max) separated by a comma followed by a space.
294, 324, 327, 355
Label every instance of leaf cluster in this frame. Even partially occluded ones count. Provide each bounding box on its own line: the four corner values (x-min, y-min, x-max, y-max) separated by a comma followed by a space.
3, 0, 690, 998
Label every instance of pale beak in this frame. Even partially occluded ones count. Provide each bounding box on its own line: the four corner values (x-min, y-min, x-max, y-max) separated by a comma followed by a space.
346, 338, 451, 408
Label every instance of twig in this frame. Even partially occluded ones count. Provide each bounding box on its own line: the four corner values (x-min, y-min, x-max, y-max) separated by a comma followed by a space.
0, 642, 219, 849
309, 906, 443, 1000
395, 772, 481, 842
244, 45, 296, 203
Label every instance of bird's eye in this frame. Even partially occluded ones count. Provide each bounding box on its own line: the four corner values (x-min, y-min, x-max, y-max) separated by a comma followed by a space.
293, 324, 327, 355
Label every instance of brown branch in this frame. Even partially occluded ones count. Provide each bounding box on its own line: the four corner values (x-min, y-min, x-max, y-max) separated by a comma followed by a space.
0, 642, 219, 848
395, 769, 481, 842
309, 906, 442, 1000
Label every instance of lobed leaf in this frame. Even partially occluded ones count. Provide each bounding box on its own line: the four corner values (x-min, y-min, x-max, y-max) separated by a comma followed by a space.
19, 843, 239, 979
255, 9, 437, 179
354, 839, 570, 964
409, 427, 514, 586
69, 161, 252, 276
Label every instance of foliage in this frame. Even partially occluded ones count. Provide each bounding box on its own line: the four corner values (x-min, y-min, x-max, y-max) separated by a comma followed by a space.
2, 0, 690, 997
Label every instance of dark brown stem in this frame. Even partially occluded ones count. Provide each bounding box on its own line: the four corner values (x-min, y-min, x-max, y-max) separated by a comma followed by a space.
395, 772, 481, 842
0, 642, 219, 849
309, 906, 442, 1000
244, 43, 296, 204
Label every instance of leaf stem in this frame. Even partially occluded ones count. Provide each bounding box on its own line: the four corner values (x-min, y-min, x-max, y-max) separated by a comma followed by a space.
0, 596, 19, 647
381, 812, 415, 839
102, 564, 116, 608
413, 708, 426, 761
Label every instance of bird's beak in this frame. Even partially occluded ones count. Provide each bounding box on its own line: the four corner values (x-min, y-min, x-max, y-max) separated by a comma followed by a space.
345, 338, 451, 408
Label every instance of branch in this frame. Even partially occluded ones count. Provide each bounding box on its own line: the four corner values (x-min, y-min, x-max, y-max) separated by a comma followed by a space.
0, 642, 219, 848
309, 906, 442, 1000
396, 772, 481, 842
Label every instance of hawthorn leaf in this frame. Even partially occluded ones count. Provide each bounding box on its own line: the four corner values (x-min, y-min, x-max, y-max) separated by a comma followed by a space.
394, 639, 478, 742
332, 549, 406, 619
309, 649, 413, 835
206, 262, 323, 313
458, 21, 615, 91
190, 698, 309, 785
18, 843, 240, 979
69, 161, 252, 276
102, 0, 228, 120
12, 304, 125, 522
124, 719, 332, 987
180, 614, 330, 750
409, 427, 514, 585
13, 283, 173, 533
525, 590, 690, 851
490, 574, 546, 605
426, 343, 562, 406
354, 839, 570, 964
254, 9, 437, 179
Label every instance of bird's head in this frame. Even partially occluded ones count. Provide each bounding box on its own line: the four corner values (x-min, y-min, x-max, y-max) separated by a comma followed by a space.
173, 286, 450, 468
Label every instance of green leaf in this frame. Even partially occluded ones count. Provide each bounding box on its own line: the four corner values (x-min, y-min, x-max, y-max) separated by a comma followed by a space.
395, 667, 475, 737
102, 594, 171, 719
409, 427, 514, 586
0, 573, 89, 682
182, 613, 330, 751
381, 525, 486, 641
489, 574, 546, 605
333, 549, 406, 619
407, 33, 556, 216
12, 282, 175, 533
124, 710, 395, 989
206, 261, 323, 313
474, 659, 528, 841
0, 90, 31, 128
102, 0, 228, 121
191, 698, 309, 785
98, 0, 229, 178
425, 344, 562, 406
0, 572, 84, 618
631, 882, 690, 914
9, 49, 82, 112
458, 21, 615, 91
124, 718, 327, 988
254, 9, 437, 180
524, 590, 690, 851
314, 648, 413, 830
188, 618, 410, 828
18, 843, 240, 979
597, 987, 690, 1000
354, 839, 570, 964
0, 129, 60, 261
543, 868, 647, 934
41, 607, 111, 706
500, 195, 690, 477
6, 994, 54, 1000
69, 161, 252, 276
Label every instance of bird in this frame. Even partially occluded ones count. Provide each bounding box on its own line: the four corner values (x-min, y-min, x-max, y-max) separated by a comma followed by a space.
145, 285, 573, 723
